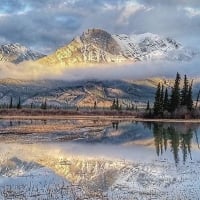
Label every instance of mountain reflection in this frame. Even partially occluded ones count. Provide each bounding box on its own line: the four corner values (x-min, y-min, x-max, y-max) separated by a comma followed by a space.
149, 123, 196, 165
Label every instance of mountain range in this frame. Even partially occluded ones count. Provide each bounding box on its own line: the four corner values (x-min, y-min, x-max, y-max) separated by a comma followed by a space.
0, 28, 199, 108
0, 29, 199, 66
36, 29, 200, 66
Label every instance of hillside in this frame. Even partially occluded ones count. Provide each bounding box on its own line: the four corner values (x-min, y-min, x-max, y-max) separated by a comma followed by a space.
0, 78, 199, 109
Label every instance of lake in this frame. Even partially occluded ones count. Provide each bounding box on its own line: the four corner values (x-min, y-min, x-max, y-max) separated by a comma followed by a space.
0, 119, 199, 199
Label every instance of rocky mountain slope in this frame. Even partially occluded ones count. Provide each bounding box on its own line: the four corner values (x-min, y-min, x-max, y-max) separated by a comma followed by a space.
0, 43, 45, 64
38, 29, 199, 67
0, 78, 199, 108
0, 79, 156, 108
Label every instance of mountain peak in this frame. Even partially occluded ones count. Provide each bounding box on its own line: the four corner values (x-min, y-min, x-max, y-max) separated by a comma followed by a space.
0, 43, 45, 64
83, 28, 110, 34
79, 28, 121, 55
37, 29, 199, 67
1, 43, 29, 54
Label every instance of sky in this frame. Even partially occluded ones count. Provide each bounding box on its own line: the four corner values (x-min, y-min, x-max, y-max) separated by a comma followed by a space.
0, 0, 200, 54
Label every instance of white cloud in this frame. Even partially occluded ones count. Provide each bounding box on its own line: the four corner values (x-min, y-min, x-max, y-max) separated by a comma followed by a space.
117, 2, 148, 25
0, 0, 199, 53
0, 13, 9, 18
184, 7, 200, 17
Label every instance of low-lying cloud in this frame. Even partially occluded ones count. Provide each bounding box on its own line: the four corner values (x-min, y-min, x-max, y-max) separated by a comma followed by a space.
60, 59, 200, 81
0, 59, 200, 81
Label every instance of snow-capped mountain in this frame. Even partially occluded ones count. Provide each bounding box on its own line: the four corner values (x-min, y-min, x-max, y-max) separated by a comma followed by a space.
38, 29, 199, 67
113, 33, 198, 61
0, 43, 45, 64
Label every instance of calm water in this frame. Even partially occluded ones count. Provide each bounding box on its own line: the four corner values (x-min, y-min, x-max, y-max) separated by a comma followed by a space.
0, 119, 199, 165
75, 121, 200, 165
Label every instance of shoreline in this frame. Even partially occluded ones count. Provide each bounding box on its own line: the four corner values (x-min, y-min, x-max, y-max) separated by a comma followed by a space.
0, 115, 200, 123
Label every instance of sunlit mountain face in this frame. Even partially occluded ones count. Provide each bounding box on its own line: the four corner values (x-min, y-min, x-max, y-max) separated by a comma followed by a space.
0, 28, 198, 68
37, 28, 199, 67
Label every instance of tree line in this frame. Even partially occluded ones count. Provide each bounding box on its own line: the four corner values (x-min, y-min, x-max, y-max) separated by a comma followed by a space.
110, 98, 138, 111
150, 72, 194, 118
1, 97, 47, 110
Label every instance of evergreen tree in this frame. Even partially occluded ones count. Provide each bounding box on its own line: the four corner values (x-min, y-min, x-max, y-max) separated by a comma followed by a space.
170, 72, 181, 112
111, 99, 116, 110
43, 99, 47, 110
17, 97, 21, 109
181, 75, 189, 106
154, 83, 162, 115
41, 99, 47, 110
146, 100, 150, 110
163, 88, 169, 111
9, 96, 13, 109
116, 98, 119, 110
160, 84, 164, 113
187, 82, 193, 111
94, 101, 97, 109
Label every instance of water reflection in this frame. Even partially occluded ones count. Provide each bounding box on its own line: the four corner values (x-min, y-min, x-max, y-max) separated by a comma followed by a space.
148, 122, 199, 165
112, 122, 119, 130
0, 119, 200, 165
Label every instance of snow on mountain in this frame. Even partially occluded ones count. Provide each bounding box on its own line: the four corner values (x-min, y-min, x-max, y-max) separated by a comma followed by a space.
0, 43, 45, 64
0, 29, 198, 66
38, 29, 199, 67
113, 32, 198, 61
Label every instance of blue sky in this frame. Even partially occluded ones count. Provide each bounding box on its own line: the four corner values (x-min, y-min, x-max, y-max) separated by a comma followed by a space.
0, 0, 200, 53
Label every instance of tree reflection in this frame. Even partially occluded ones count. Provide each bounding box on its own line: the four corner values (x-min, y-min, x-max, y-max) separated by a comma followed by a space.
151, 123, 194, 165
112, 122, 119, 130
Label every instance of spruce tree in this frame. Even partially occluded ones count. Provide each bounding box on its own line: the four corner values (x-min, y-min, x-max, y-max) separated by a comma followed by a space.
111, 99, 116, 110
187, 82, 193, 111
116, 98, 119, 110
146, 100, 150, 110
17, 97, 21, 109
154, 83, 161, 115
160, 84, 164, 114
163, 88, 169, 111
9, 96, 13, 109
41, 99, 47, 110
44, 99, 47, 110
94, 101, 97, 109
170, 72, 181, 112
181, 75, 189, 106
